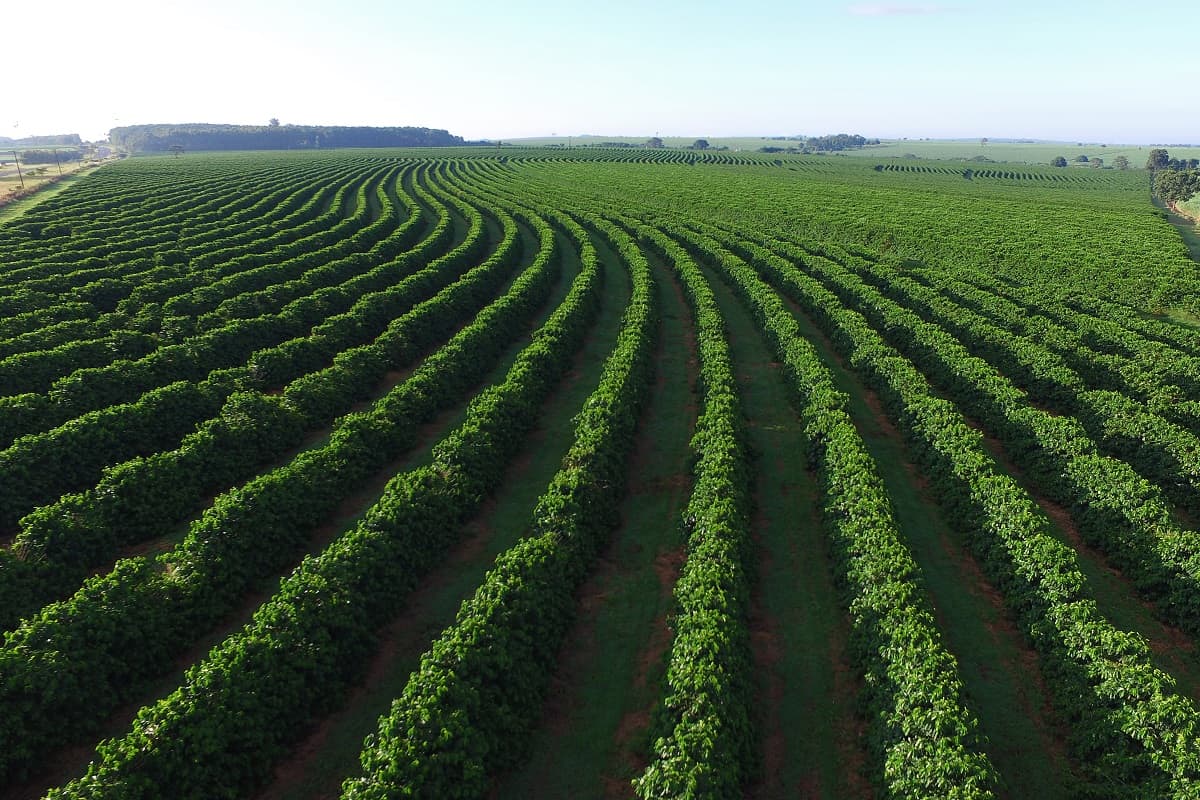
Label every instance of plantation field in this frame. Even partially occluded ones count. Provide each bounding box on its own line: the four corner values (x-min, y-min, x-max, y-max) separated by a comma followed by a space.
3, 147, 1200, 800
509, 135, 1200, 166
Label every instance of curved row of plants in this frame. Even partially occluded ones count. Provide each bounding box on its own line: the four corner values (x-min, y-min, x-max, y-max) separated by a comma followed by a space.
0, 154, 376, 263
0, 194, 558, 784
922, 269, 1200, 395
6, 160, 371, 295
921, 263, 1200, 361
42, 201, 602, 800
0, 157, 397, 354
911, 270, 1200, 435
0, 157, 321, 266
726, 226, 1200, 798
759, 240, 1200, 637
0, 166, 473, 531
0, 190, 525, 632
0, 158, 384, 317
343, 211, 655, 799
660, 217, 999, 798
842, 256, 1200, 513
597, 220, 757, 799
0, 163, 429, 447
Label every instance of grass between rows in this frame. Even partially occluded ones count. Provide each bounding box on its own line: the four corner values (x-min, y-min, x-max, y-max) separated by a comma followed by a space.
781, 291, 1077, 800
490, 232, 696, 800
701, 255, 868, 799
7, 205, 521, 800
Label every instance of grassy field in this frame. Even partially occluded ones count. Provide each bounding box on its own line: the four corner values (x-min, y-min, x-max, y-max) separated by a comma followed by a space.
2, 149, 1200, 799
0, 160, 108, 222
1182, 193, 1200, 220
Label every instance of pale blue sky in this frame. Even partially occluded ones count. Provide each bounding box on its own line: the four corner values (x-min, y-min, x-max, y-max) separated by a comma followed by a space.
6, 0, 1197, 143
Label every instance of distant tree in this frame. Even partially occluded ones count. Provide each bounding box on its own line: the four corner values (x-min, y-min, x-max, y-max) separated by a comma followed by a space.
963, 168, 974, 179
1147, 148, 1170, 170
268, 118, 280, 127
18, 148, 82, 164
980, 137, 988, 146
1052, 156, 1068, 167
1091, 158, 1104, 168
1075, 155, 1089, 163
645, 137, 664, 149
168, 144, 184, 157
690, 139, 710, 150
1113, 155, 1130, 170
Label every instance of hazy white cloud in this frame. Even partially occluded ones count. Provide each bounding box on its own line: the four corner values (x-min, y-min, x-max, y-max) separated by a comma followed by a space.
848, 3, 956, 15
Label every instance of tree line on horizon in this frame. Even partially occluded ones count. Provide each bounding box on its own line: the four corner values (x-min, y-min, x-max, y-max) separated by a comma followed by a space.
107, 124, 465, 154
0, 134, 83, 147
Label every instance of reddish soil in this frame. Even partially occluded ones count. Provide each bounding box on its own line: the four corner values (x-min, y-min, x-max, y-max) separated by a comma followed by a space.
746, 470, 787, 798
1168, 200, 1200, 225
599, 266, 698, 798
830, 632, 871, 800
604, 546, 685, 800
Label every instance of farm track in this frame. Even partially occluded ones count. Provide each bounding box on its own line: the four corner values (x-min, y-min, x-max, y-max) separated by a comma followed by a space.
4, 151, 1200, 799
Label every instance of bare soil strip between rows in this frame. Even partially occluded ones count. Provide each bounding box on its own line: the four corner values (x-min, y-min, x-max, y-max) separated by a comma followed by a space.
964, 418, 1200, 701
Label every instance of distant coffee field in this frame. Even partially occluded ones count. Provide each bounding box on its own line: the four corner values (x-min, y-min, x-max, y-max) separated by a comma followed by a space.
2, 148, 1200, 800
